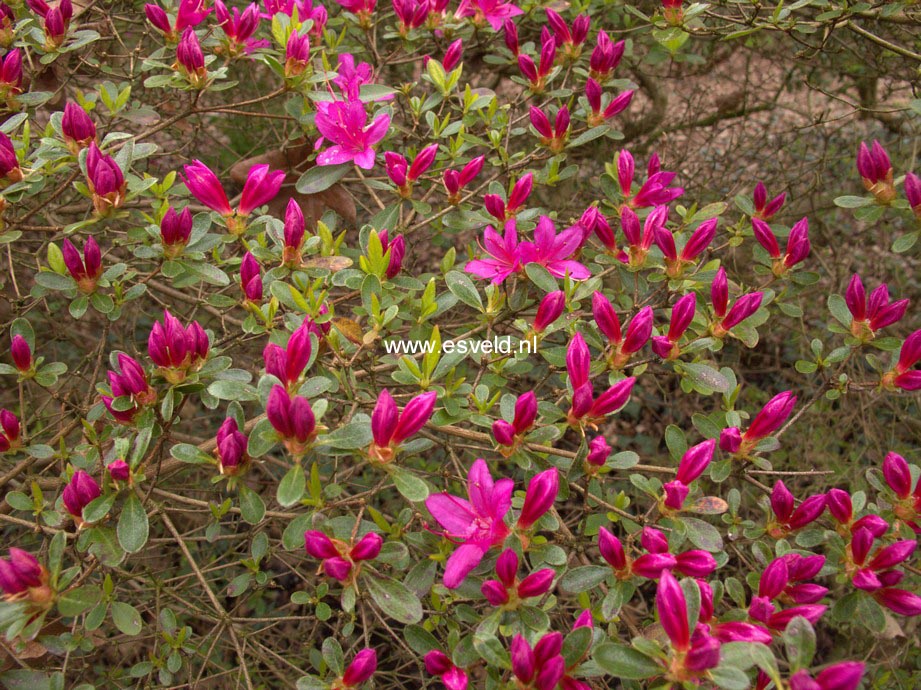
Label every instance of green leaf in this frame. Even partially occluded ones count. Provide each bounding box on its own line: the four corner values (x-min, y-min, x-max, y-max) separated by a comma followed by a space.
679, 363, 730, 394
445, 270, 483, 310
682, 517, 724, 551
560, 565, 610, 594
562, 626, 593, 668
239, 485, 266, 525
277, 464, 306, 507
710, 665, 751, 690
82, 494, 116, 524
111, 601, 143, 635
320, 417, 372, 450
57, 585, 101, 617
390, 467, 429, 502
170, 443, 213, 464
207, 379, 258, 401
364, 575, 423, 624
833, 195, 872, 208
117, 493, 149, 553
524, 263, 558, 293
782, 616, 815, 671
827, 294, 853, 328
296, 163, 350, 194
593, 643, 661, 679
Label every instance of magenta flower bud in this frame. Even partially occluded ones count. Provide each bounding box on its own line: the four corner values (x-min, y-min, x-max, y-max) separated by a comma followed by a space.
517, 568, 555, 598
589, 377, 635, 417
517, 468, 558, 530
587, 435, 611, 466
684, 635, 721, 672
845, 273, 867, 322
566, 332, 591, 389
656, 570, 690, 651
784, 217, 810, 268
675, 550, 716, 578
1, 410, 20, 445
511, 635, 535, 683
538, 37, 555, 78
44, 7, 67, 46
266, 386, 316, 444
535, 656, 565, 690
62, 102, 96, 149
503, 18, 519, 54
216, 417, 247, 474
592, 291, 622, 343
759, 557, 789, 599
0, 48, 22, 91
598, 527, 626, 569
61, 470, 101, 520
370, 388, 399, 447
341, 648, 376, 687
145, 4, 172, 34
721, 292, 763, 330
495, 548, 518, 587
752, 217, 780, 258
852, 514, 888, 538
771, 481, 795, 522
304, 530, 339, 559
676, 438, 716, 484
787, 495, 827, 530
663, 480, 689, 510
651, 335, 673, 360
622, 307, 653, 355
681, 219, 718, 262
176, 27, 205, 74
746, 391, 796, 441
350, 532, 382, 562
390, 390, 436, 444
324, 555, 352, 581
786, 583, 828, 604
710, 267, 728, 317
238, 164, 285, 216
10, 335, 31, 372
632, 552, 677, 579
883, 452, 912, 498
619, 206, 641, 247
384, 152, 407, 188
107, 459, 130, 482
240, 253, 262, 301
284, 31, 311, 76
8, 549, 42, 588
441, 39, 463, 71
382, 232, 405, 279
533, 631, 563, 665
481, 579, 510, 606
61, 236, 102, 291
753, 182, 786, 220
905, 172, 921, 219
816, 662, 865, 690
283, 198, 305, 253
160, 207, 193, 253
869, 540, 916, 571
534, 290, 565, 332
492, 420, 515, 447
641, 527, 669, 554
517, 54, 538, 83
184, 160, 232, 216
573, 610, 593, 629
507, 173, 533, 214
826, 488, 852, 524
512, 392, 537, 435
585, 78, 602, 114
875, 588, 921, 617
483, 194, 506, 221
667, 293, 696, 343
424, 650, 453, 676
719, 427, 742, 453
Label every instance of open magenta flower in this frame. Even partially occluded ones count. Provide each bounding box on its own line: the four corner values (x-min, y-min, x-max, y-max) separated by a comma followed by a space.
424, 651, 468, 690
216, 417, 248, 476
61, 236, 102, 293
519, 216, 590, 280
425, 458, 512, 588
61, 470, 101, 527
266, 385, 316, 455
752, 181, 786, 221
751, 216, 810, 275
443, 155, 484, 204
845, 273, 909, 340
765, 480, 826, 538
857, 139, 895, 204
465, 219, 522, 284
455, 0, 522, 31
484, 172, 533, 221
492, 391, 537, 456
789, 662, 865, 690
314, 99, 390, 170
652, 293, 697, 360
481, 548, 555, 608
263, 321, 313, 390
720, 390, 796, 456
709, 267, 763, 337
368, 389, 437, 463
148, 310, 209, 382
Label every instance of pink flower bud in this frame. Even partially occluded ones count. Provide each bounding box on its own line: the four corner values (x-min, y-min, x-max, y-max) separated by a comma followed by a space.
341, 648, 376, 686
62, 102, 96, 149
62, 470, 101, 520
517, 468, 558, 530
350, 532, 382, 562
511, 635, 535, 683
882, 452, 912, 498
184, 160, 232, 216
746, 391, 796, 441
216, 417, 247, 474
534, 291, 565, 332
784, 217, 810, 268
632, 552, 677, 579
721, 291, 763, 330
160, 207, 193, 252
656, 570, 690, 650
622, 307, 652, 355
107, 459, 130, 482
10, 335, 31, 372
676, 438, 716, 484
875, 588, 921, 617
481, 579, 510, 606
826, 488, 852, 524
176, 27, 205, 74
304, 530, 339, 559
752, 217, 780, 258
592, 291, 621, 343
684, 635, 720, 672
711, 267, 728, 317
238, 163, 285, 216
323, 556, 352, 581
681, 218, 717, 261
587, 435, 610, 466
566, 332, 591, 389
598, 527, 626, 569
675, 550, 716, 578
663, 480, 689, 510
517, 568, 555, 598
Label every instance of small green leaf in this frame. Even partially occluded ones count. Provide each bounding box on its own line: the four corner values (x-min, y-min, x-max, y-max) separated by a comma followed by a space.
58, 585, 102, 617
111, 601, 143, 636
277, 464, 306, 507
560, 566, 610, 594
594, 643, 661, 679
364, 575, 423, 624
239, 485, 266, 525
390, 468, 429, 502
445, 271, 483, 310
296, 163, 350, 194
117, 493, 149, 553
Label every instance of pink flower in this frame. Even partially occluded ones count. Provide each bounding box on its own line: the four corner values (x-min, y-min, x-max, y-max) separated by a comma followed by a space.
455, 0, 523, 31
425, 459, 512, 588
857, 140, 895, 204
237, 164, 285, 216
519, 216, 590, 280
790, 662, 865, 690
183, 160, 233, 216
424, 651, 468, 690
465, 219, 523, 284
617, 149, 684, 208
845, 274, 909, 338
752, 181, 786, 220
484, 173, 533, 221
148, 309, 209, 380
263, 321, 314, 389
341, 648, 376, 687
652, 293, 696, 360
517, 468, 558, 530
314, 99, 390, 170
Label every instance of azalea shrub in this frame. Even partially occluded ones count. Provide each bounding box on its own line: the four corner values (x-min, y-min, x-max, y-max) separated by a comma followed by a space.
1, 0, 920, 688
